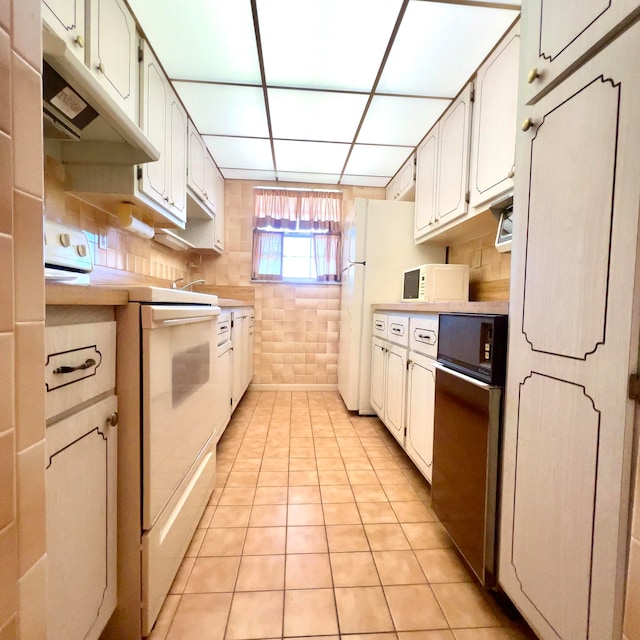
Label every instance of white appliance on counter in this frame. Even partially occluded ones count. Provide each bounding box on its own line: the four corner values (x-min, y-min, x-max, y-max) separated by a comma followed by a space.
337, 198, 444, 414
103, 287, 221, 639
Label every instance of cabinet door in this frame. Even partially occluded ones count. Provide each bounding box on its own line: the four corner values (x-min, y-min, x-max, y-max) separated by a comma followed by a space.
383, 344, 407, 446
187, 120, 206, 201
204, 152, 218, 213
414, 126, 438, 240
385, 176, 398, 201
168, 93, 187, 224
521, 0, 640, 105
469, 22, 520, 212
499, 23, 640, 640
231, 313, 248, 410
396, 155, 415, 200
214, 346, 232, 442
87, 0, 137, 121
370, 338, 386, 418
405, 353, 436, 483
42, 0, 86, 63
140, 42, 168, 207
436, 82, 472, 224
214, 168, 225, 251
46, 395, 117, 640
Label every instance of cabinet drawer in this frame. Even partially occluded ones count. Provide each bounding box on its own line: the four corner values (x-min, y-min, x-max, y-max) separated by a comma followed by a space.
388, 315, 409, 348
409, 315, 438, 358
45, 321, 116, 421
372, 313, 388, 339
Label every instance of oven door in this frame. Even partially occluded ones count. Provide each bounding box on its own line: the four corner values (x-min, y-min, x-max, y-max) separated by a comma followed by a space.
141, 304, 220, 529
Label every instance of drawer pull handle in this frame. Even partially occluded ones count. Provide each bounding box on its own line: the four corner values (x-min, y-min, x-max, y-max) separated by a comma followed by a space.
53, 358, 96, 374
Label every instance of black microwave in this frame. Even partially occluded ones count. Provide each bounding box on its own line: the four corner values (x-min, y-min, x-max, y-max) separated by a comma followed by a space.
437, 313, 508, 385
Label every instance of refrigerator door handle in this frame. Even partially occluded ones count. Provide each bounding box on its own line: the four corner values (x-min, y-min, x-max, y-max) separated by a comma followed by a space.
346, 260, 366, 266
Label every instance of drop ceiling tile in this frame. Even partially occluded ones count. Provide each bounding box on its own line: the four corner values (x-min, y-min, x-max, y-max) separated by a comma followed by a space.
268, 89, 368, 143
378, 2, 519, 97
345, 145, 414, 177
221, 168, 277, 181
341, 175, 390, 188
128, 0, 261, 83
274, 140, 350, 174
358, 96, 450, 146
257, 0, 403, 91
174, 83, 269, 138
203, 136, 274, 172
276, 172, 341, 185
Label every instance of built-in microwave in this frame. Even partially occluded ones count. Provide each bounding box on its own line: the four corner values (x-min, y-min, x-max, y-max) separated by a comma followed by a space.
402, 263, 470, 303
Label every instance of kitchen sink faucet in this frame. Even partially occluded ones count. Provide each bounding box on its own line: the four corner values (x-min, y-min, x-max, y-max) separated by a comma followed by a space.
171, 278, 206, 290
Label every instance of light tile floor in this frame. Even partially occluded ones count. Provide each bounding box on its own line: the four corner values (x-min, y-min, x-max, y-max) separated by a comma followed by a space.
149, 390, 537, 640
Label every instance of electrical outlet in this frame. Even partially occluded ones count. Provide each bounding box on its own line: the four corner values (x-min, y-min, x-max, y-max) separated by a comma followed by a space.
471, 250, 482, 269
98, 228, 108, 250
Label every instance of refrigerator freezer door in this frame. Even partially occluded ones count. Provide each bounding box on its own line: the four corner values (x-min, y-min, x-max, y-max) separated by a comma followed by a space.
338, 262, 365, 410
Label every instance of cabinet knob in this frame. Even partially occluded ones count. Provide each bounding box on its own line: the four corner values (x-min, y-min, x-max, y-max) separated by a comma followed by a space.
163, 195, 169, 202
170, 200, 175, 207
527, 67, 539, 84
75, 35, 84, 48
508, 168, 515, 179
97, 62, 105, 74
204, 192, 208, 200
521, 117, 534, 132
107, 412, 119, 427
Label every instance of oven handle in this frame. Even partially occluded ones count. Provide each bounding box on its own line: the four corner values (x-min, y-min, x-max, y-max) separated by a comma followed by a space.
141, 305, 221, 329
433, 361, 497, 390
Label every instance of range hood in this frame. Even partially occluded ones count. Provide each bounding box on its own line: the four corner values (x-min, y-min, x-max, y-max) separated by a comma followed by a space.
42, 28, 159, 165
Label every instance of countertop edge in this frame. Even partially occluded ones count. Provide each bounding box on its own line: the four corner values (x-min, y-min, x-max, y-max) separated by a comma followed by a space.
372, 301, 509, 314
218, 299, 255, 308
46, 283, 129, 306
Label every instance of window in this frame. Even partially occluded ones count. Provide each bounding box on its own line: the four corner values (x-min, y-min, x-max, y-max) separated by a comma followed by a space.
251, 188, 342, 283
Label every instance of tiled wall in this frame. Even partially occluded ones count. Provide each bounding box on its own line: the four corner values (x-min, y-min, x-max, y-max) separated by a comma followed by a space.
0, 1, 47, 639
447, 229, 511, 286
192, 180, 386, 386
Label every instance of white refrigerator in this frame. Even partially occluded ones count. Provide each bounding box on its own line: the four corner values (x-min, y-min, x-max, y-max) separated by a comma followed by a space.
338, 198, 444, 414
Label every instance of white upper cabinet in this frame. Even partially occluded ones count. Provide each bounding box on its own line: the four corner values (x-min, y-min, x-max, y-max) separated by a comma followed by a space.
386, 153, 416, 202
213, 167, 225, 251
204, 152, 219, 214
522, 0, 640, 105
469, 21, 520, 212
87, 0, 138, 122
187, 120, 207, 203
415, 82, 472, 243
42, 0, 86, 63
140, 40, 187, 226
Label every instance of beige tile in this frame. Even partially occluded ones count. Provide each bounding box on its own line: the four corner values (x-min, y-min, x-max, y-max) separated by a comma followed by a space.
148, 594, 180, 640
0, 32, 9, 135
199, 528, 247, 557
14, 322, 44, 450
431, 583, 502, 628
288, 485, 321, 504
286, 525, 328, 554
330, 551, 380, 587
348, 469, 380, 485
198, 506, 215, 529
166, 593, 232, 640
365, 523, 411, 551
226, 590, 284, 640
402, 523, 452, 550
624, 538, 640, 639
376, 469, 409, 485
335, 586, 394, 634
288, 470, 318, 486
0, 239, 13, 336
316, 457, 345, 471
170, 557, 195, 594
16, 440, 45, 575
344, 635, 398, 640
371, 458, 402, 471
260, 458, 288, 472
383, 484, 420, 502
219, 487, 256, 506
258, 471, 289, 486
254, 486, 288, 505
343, 458, 374, 471
284, 588, 338, 637
243, 526, 286, 555
288, 457, 317, 471
320, 485, 354, 504
210, 506, 252, 528
398, 633, 455, 640
326, 524, 370, 552
17, 554, 46, 640
373, 550, 427, 585
384, 584, 448, 631
11, 54, 42, 197
323, 502, 361, 525
453, 629, 510, 640
391, 501, 437, 523
249, 504, 287, 527
288, 503, 324, 526
185, 529, 206, 557
414, 549, 472, 584
0, 524, 18, 630
358, 502, 398, 524
11, 0, 40, 71
236, 554, 285, 591
318, 469, 349, 485
232, 458, 262, 472
352, 484, 388, 503
0, 134, 11, 235
226, 471, 259, 487
285, 553, 332, 589
0, 430, 14, 530
184, 556, 241, 593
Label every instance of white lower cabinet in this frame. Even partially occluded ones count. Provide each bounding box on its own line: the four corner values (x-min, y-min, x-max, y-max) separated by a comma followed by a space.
405, 350, 436, 483
214, 313, 232, 442
231, 308, 254, 412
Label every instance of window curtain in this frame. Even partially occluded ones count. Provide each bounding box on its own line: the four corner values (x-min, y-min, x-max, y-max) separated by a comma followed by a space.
252, 230, 283, 281
254, 189, 342, 232
313, 233, 341, 282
